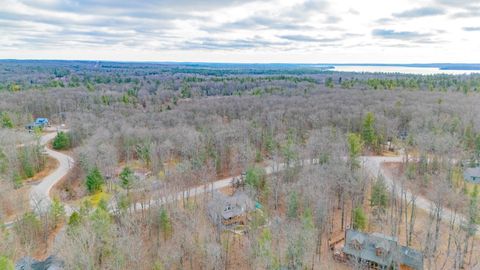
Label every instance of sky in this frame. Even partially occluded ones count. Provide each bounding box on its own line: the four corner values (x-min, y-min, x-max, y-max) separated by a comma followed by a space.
0, 0, 479, 63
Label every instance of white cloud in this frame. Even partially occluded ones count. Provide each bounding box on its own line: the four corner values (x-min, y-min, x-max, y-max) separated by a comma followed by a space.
0, 0, 478, 62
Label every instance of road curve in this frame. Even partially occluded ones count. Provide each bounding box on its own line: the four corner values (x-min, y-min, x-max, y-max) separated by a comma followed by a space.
3, 130, 74, 228
126, 160, 290, 211
128, 156, 478, 236
30, 130, 74, 215
361, 155, 479, 235
5, 131, 475, 237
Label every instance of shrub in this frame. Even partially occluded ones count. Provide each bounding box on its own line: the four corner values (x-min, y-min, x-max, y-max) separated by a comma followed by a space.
370, 176, 389, 208
245, 166, 266, 192
86, 167, 104, 194
52, 131, 70, 150
68, 211, 82, 227
287, 191, 299, 219
1, 112, 13, 128
0, 256, 14, 270
49, 197, 65, 226
159, 208, 172, 241
352, 207, 367, 231
119, 166, 134, 192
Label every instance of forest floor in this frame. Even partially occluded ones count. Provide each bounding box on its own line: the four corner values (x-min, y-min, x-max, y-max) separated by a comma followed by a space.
1, 155, 58, 223
167, 186, 352, 270
380, 162, 480, 269
322, 182, 480, 269
29, 139, 480, 268
28, 156, 59, 183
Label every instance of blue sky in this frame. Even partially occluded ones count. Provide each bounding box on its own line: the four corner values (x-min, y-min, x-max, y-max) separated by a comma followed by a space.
0, 0, 479, 63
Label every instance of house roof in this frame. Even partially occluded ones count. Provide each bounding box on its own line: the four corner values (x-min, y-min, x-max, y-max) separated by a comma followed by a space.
343, 230, 396, 267
16, 256, 63, 270
399, 246, 424, 270
35, 118, 48, 123
343, 230, 423, 269
371, 232, 397, 242
351, 234, 365, 245
207, 191, 254, 226
464, 167, 480, 183
374, 239, 389, 251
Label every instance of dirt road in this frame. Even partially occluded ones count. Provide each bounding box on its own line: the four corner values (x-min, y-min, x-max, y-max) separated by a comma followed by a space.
361, 155, 479, 235
30, 130, 74, 215
4, 132, 477, 237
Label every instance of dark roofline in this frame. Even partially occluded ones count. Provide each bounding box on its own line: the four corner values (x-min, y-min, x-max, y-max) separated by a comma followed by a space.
343, 229, 424, 270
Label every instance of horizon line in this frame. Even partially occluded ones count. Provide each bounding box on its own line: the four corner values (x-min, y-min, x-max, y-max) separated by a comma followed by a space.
1, 59, 480, 66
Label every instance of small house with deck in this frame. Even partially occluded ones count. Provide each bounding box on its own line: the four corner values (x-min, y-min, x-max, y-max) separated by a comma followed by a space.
207, 191, 254, 228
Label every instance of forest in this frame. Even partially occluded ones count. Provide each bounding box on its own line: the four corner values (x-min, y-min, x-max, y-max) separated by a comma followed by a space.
0, 60, 479, 270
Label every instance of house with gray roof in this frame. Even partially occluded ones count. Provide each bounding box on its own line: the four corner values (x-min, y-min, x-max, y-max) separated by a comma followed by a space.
399, 246, 424, 270
464, 167, 480, 184
343, 229, 423, 270
15, 256, 63, 270
207, 191, 254, 228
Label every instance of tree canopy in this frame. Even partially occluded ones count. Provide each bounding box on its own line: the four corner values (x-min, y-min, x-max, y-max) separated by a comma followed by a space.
52, 131, 70, 150
86, 167, 104, 194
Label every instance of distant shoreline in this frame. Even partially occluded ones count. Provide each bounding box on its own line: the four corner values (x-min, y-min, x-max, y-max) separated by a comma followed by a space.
0, 60, 479, 76
328, 65, 479, 75
330, 63, 480, 71
0, 59, 479, 70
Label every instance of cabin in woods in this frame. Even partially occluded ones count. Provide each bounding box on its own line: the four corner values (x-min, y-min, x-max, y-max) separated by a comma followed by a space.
464, 167, 480, 184
342, 229, 423, 270
207, 191, 254, 228
25, 117, 50, 131
16, 255, 63, 270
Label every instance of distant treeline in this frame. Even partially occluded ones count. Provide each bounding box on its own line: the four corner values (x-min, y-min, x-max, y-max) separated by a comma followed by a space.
0, 60, 480, 95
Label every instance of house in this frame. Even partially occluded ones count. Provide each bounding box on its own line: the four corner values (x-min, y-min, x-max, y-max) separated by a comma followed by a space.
16, 255, 63, 270
343, 229, 423, 270
34, 118, 49, 126
207, 191, 254, 228
463, 167, 480, 184
399, 246, 424, 270
25, 118, 49, 131
398, 130, 408, 141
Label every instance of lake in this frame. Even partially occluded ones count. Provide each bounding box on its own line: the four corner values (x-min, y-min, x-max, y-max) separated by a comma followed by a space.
329, 65, 479, 75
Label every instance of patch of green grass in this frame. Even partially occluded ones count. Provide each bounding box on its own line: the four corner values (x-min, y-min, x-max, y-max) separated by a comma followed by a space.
452, 167, 476, 194
0, 256, 14, 270
84, 191, 111, 207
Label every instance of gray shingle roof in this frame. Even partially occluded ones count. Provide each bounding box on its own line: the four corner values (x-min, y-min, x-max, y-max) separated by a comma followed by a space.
343, 230, 396, 267
207, 191, 254, 226
16, 256, 63, 270
399, 246, 424, 270
464, 167, 480, 183
343, 229, 423, 269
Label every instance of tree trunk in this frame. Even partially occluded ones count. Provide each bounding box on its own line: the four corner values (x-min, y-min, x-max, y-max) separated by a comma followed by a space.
460, 233, 469, 269
433, 205, 442, 254
341, 195, 345, 230
404, 192, 409, 245
468, 236, 474, 266
408, 197, 416, 246
441, 212, 456, 270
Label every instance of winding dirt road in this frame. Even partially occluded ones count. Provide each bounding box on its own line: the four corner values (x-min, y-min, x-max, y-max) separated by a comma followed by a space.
134, 156, 478, 236
362, 155, 479, 235
30, 130, 74, 215
3, 130, 477, 237
3, 129, 73, 228
128, 159, 289, 211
